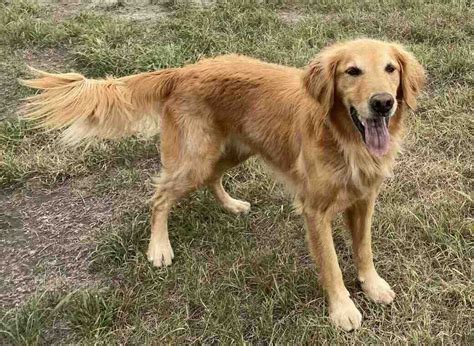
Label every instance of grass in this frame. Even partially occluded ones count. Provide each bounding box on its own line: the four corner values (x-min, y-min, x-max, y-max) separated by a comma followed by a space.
0, 0, 472, 344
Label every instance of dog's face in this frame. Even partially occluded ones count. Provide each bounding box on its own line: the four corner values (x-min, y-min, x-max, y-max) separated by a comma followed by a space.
304, 39, 425, 157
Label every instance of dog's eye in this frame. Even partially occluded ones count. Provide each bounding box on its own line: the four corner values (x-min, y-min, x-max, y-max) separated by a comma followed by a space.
346, 67, 362, 76
385, 64, 396, 73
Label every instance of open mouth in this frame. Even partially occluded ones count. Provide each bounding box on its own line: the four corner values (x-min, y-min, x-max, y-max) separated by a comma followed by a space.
350, 107, 390, 157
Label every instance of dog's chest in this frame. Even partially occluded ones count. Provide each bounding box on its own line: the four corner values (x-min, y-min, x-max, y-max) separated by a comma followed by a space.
329, 162, 386, 212
326, 180, 357, 212
332, 180, 376, 212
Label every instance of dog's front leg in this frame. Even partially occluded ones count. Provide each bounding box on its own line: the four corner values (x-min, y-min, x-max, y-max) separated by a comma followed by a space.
304, 208, 362, 331
345, 194, 395, 304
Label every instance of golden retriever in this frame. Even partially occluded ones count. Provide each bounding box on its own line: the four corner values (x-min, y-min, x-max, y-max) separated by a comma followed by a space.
20, 38, 425, 331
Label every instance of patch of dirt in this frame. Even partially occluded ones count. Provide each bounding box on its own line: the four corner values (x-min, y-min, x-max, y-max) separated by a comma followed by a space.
23, 46, 70, 72
36, 0, 90, 19
278, 9, 305, 24
36, 0, 172, 21
0, 156, 160, 308
109, 4, 171, 22
0, 180, 112, 308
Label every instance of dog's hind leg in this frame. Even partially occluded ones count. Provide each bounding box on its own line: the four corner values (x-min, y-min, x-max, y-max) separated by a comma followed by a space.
208, 142, 253, 215
147, 111, 224, 267
147, 181, 175, 268
209, 174, 251, 214
148, 170, 198, 267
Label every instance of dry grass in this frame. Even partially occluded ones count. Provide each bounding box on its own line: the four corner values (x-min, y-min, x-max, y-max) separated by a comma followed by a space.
0, 0, 472, 344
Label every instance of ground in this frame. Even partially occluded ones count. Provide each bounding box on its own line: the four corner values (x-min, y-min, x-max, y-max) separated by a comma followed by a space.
0, 0, 472, 344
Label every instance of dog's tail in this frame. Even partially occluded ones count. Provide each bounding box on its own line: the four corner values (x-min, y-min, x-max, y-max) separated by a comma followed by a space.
19, 67, 179, 145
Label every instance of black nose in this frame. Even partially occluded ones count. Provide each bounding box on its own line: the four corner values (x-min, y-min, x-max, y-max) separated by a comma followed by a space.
370, 93, 394, 115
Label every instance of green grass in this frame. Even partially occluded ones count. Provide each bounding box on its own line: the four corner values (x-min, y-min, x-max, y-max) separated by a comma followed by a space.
0, 0, 472, 344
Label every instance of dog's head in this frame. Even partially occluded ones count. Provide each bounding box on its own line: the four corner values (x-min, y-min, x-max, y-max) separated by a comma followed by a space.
304, 39, 425, 157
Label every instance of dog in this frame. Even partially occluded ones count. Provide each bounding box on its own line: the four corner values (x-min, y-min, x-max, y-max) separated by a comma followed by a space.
20, 38, 425, 331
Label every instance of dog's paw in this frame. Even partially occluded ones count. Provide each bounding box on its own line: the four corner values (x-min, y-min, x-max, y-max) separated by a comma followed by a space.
223, 198, 251, 215
147, 239, 174, 268
360, 273, 395, 304
329, 297, 362, 331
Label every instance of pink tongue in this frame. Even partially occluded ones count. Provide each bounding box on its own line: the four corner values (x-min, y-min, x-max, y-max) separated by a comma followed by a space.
363, 118, 390, 157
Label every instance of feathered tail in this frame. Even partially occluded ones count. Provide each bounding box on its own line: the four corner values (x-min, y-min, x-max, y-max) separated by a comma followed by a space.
19, 67, 179, 145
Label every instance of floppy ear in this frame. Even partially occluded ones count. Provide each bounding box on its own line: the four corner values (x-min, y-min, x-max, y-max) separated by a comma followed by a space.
392, 44, 426, 110
303, 47, 339, 117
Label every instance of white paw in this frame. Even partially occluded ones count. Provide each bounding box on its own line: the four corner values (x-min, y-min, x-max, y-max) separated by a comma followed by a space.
360, 273, 395, 304
329, 297, 363, 331
223, 198, 251, 215
147, 238, 174, 268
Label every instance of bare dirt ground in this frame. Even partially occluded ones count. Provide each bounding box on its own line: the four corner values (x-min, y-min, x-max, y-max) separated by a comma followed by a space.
1, 178, 110, 307
1, 156, 160, 307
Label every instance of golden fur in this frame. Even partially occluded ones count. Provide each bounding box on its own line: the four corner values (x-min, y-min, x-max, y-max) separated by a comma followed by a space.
20, 39, 425, 331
